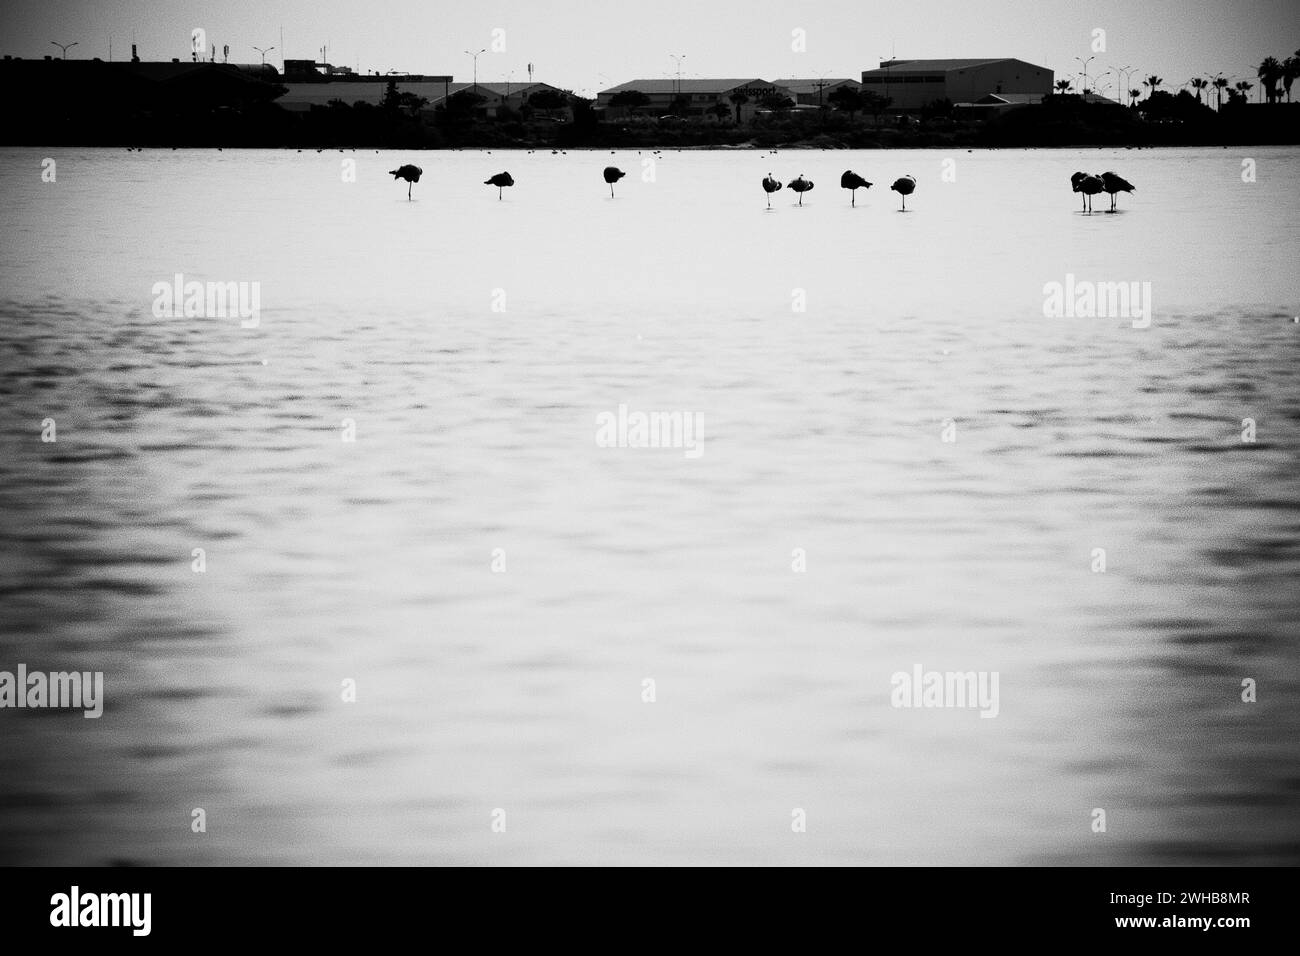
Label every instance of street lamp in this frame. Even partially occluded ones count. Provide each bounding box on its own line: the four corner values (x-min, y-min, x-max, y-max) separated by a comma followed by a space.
1111, 64, 1133, 104
465, 48, 486, 95
1075, 55, 1096, 94
1091, 70, 1111, 100
253, 46, 275, 67
50, 40, 78, 59
670, 54, 686, 99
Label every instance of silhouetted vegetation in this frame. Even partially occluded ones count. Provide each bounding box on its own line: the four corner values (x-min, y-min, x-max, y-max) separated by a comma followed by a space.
2, 55, 1297, 149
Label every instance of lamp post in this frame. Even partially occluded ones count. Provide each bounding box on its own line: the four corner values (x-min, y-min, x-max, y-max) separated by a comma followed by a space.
1075, 55, 1096, 95
670, 54, 686, 99
465, 48, 485, 96
1091, 71, 1111, 101
253, 46, 274, 67
50, 40, 78, 59
1111, 64, 1133, 104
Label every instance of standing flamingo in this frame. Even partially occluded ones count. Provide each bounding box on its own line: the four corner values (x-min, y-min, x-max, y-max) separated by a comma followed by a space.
789, 175, 814, 205
603, 166, 626, 197
484, 171, 514, 199
389, 164, 423, 200
762, 173, 783, 208
1071, 172, 1104, 213
840, 170, 872, 206
1100, 171, 1135, 211
890, 175, 916, 210
1070, 172, 1089, 211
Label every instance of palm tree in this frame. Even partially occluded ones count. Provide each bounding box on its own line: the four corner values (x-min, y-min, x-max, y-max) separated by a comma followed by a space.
728, 91, 750, 125
1190, 77, 1208, 102
1258, 56, 1283, 103
1128, 88, 1141, 106
1234, 80, 1253, 96
1212, 76, 1229, 110
1142, 75, 1163, 98
1054, 78, 1073, 95
1283, 56, 1298, 103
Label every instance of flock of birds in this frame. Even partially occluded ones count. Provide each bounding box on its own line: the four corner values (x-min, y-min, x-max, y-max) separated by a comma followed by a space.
1070, 170, 1135, 213
760, 171, 917, 209
388, 161, 1133, 213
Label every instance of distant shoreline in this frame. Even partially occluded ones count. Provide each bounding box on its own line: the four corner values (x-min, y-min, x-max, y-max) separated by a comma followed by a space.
6, 103, 1297, 150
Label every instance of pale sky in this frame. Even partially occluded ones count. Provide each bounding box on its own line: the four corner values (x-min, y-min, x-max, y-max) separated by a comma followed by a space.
2, 0, 1294, 97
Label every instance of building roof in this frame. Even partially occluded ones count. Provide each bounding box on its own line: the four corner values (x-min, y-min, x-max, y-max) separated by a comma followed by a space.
771, 78, 860, 94
277, 79, 566, 110
972, 92, 1044, 105
439, 82, 560, 97
277, 80, 453, 109
870, 58, 1014, 73
598, 78, 777, 96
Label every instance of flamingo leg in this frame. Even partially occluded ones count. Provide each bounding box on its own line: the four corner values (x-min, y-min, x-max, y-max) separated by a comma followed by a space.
851, 191, 855, 207
408, 182, 412, 200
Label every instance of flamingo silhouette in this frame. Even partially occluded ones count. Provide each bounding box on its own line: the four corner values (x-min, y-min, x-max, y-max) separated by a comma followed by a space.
389, 164, 423, 200
840, 170, 872, 206
1070, 172, 1089, 211
1100, 171, 1135, 211
762, 173, 783, 208
484, 171, 514, 199
789, 175, 814, 205
891, 175, 917, 210
1071, 172, 1104, 213
603, 166, 626, 198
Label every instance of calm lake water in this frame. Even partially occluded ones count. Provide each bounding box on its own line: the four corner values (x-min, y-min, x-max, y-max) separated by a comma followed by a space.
0, 145, 1297, 865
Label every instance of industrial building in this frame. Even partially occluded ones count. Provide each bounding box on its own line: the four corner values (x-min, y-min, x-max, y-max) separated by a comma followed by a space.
596, 78, 795, 120
772, 77, 861, 108
860, 58, 1053, 111
276, 71, 570, 120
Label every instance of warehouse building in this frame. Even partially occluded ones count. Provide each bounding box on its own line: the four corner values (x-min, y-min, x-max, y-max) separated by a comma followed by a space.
771, 77, 861, 108
596, 78, 794, 121
859, 58, 1052, 111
